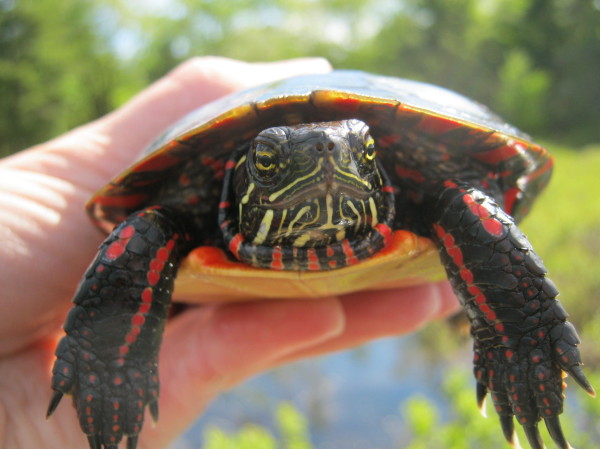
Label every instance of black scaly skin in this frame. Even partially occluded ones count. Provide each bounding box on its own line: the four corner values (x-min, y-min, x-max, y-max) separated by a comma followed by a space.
47, 207, 193, 449
429, 180, 594, 449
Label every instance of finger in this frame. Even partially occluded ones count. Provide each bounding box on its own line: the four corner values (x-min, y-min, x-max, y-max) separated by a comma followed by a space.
140, 297, 343, 449
280, 281, 459, 362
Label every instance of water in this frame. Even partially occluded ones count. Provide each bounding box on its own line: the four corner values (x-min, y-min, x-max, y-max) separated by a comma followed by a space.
170, 333, 471, 449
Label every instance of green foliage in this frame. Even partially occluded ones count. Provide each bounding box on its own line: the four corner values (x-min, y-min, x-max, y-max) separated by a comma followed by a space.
2, 0, 599, 155
201, 401, 314, 449
0, 0, 118, 155
403, 368, 600, 449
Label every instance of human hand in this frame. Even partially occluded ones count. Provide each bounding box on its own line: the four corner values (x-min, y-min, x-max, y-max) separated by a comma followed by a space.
0, 57, 459, 449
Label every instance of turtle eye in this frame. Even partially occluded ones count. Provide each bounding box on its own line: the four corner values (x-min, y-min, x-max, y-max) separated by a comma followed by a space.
364, 136, 376, 162
252, 143, 280, 180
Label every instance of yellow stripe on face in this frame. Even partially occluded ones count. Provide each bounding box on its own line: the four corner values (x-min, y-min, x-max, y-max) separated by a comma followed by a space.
293, 233, 311, 247
345, 200, 362, 231
239, 182, 255, 224
235, 154, 247, 169
287, 205, 313, 234
368, 197, 379, 227
253, 209, 274, 245
269, 158, 323, 202
330, 155, 372, 190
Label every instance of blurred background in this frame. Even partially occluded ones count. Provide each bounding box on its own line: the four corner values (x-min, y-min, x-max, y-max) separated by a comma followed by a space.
2, 0, 599, 447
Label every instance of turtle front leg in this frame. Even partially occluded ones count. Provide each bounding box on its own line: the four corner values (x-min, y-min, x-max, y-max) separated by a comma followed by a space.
429, 180, 595, 449
47, 207, 191, 449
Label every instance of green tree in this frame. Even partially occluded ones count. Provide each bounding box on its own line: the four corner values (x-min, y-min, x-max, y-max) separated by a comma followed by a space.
0, 0, 118, 155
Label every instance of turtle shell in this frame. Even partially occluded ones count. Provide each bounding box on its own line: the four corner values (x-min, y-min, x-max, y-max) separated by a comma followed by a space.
88, 70, 552, 301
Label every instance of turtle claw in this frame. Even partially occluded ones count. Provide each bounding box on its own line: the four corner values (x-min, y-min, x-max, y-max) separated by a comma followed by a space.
567, 364, 596, 397
87, 435, 101, 449
544, 416, 571, 449
523, 425, 546, 449
46, 390, 63, 418
127, 435, 139, 449
149, 400, 159, 423
476, 382, 488, 416
499, 414, 519, 448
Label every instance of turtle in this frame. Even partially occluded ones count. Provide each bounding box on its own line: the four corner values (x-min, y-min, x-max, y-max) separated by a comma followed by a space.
47, 70, 594, 449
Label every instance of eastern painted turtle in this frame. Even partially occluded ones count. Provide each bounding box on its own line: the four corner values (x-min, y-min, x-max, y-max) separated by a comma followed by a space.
48, 71, 594, 449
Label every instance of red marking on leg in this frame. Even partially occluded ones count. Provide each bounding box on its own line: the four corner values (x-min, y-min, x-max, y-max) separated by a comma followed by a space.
119, 225, 135, 239
463, 193, 504, 237
139, 303, 151, 314
460, 267, 474, 284
147, 271, 160, 286
106, 241, 126, 260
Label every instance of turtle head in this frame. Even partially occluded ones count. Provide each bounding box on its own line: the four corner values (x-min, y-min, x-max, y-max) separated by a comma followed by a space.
228, 119, 393, 249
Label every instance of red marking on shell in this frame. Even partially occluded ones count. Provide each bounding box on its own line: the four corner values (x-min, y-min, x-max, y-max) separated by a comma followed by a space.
142, 287, 153, 302
225, 160, 237, 170
219, 201, 231, 209
378, 134, 402, 147
326, 246, 335, 257
418, 115, 462, 135
472, 144, 520, 165
179, 173, 191, 186
328, 260, 337, 268
443, 180, 459, 189
503, 187, 521, 215
96, 264, 105, 273
119, 345, 129, 356
395, 165, 426, 183
382, 185, 395, 193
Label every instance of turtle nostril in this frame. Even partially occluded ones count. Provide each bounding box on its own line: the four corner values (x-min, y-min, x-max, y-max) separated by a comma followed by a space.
316, 143, 324, 152
327, 141, 335, 151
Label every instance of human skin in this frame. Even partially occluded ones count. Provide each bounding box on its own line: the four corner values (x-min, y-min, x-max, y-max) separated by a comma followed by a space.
0, 57, 459, 449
